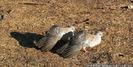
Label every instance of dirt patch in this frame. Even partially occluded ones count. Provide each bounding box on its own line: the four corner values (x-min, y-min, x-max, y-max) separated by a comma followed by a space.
0, 0, 133, 67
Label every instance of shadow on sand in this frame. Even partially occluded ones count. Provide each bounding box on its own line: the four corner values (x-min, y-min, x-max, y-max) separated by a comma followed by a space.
10, 32, 44, 49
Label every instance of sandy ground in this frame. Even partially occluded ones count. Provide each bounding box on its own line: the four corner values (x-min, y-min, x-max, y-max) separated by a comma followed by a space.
0, 0, 133, 67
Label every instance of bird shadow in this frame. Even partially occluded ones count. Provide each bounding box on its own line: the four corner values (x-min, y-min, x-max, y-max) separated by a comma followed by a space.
10, 32, 44, 49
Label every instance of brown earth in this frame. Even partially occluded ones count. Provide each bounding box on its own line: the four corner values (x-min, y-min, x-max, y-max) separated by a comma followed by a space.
0, 0, 133, 67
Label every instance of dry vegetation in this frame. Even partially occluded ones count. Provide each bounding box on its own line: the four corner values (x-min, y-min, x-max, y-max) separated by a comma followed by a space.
0, 0, 133, 67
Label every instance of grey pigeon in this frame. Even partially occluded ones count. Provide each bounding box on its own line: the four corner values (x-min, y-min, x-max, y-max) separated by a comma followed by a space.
35, 25, 75, 51
55, 32, 74, 54
61, 30, 103, 58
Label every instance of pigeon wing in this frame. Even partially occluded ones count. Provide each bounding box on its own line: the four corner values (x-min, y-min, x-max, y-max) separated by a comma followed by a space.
61, 31, 85, 58
40, 35, 60, 51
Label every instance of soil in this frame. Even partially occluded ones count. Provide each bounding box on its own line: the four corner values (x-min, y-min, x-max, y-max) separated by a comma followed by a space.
0, 0, 133, 67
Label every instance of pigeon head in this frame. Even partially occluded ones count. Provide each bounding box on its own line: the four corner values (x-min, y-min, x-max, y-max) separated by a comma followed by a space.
48, 25, 60, 35
60, 26, 75, 34
96, 31, 103, 37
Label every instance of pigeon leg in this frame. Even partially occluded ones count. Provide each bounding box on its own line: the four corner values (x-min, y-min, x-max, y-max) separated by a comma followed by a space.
81, 47, 88, 52
83, 47, 88, 52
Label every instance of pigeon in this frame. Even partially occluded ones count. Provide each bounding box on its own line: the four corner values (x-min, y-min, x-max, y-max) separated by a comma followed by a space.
35, 25, 75, 51
55, 32, 74, 54
61, 30, 103, 58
